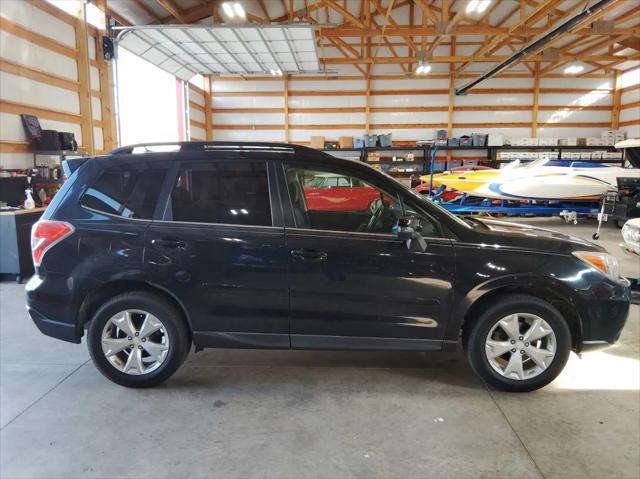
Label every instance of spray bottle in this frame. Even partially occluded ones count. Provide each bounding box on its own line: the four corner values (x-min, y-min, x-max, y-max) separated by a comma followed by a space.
24, 188, 35, 210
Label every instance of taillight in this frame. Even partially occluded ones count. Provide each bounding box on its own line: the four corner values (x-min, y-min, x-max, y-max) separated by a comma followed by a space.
31, 220, 74, 267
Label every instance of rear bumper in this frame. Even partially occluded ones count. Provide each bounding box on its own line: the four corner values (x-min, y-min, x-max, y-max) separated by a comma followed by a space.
25, 273, 86, 343
27, 307, 80, 343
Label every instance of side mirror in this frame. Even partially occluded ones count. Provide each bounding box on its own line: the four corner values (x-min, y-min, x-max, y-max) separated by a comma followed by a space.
396, 216, 427, 251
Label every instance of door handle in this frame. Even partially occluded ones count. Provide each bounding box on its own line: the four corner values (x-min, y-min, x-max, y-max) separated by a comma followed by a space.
151, 238, 187, 248
290, 249, 328, 262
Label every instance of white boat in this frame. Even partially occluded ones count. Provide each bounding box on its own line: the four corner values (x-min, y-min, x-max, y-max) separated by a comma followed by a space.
426, 158, 640, 201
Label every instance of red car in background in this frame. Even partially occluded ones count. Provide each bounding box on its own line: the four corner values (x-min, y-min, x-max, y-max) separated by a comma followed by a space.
304, 173, 382, 212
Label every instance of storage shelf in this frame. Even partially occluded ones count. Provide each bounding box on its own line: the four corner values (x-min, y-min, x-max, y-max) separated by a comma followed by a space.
320, 143, 624, 172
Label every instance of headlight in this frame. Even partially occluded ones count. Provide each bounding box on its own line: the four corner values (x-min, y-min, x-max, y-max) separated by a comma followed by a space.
622, 222, 640, 246
572, 251, 621, 282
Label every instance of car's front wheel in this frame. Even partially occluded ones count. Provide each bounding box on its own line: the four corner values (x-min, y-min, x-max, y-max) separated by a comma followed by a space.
466, 294, 571, 392
87, 291, 191, 388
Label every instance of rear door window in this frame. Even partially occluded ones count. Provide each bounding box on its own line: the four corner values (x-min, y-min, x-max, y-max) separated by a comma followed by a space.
80, 168, 167, 219
169, 161, 272, 226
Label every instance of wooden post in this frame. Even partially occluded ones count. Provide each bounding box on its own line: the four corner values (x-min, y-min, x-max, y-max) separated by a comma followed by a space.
447, 37, 456, 167
203, 75, 213, 140
365, 74, 371, 134
283, 74, 290, 143
531, 62, 540, 137
96, 34, 116, 151
75, 13, 95, 154
611, 70, 622, 129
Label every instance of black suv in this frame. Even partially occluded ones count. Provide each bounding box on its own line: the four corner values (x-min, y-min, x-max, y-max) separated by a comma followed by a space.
26, 142, 631, 391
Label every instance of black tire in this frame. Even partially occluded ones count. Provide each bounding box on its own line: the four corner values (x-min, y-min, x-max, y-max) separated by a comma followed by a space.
87, 291, 191, 388
466, 294, 571, 392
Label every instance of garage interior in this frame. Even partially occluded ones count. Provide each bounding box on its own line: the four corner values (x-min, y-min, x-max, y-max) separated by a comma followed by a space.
0, 0, 639, 478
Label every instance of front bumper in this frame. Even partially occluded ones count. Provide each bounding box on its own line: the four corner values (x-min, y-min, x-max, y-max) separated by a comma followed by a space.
575, 279, 631, 353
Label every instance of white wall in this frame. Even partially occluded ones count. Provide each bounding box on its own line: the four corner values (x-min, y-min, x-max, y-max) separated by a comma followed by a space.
209, 72, 639, 145
0, 1, 110, 170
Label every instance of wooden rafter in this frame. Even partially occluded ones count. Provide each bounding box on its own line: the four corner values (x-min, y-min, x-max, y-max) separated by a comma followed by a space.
155, 0, 187, 23
413, 0, 439, 25
322, 0, 366, 28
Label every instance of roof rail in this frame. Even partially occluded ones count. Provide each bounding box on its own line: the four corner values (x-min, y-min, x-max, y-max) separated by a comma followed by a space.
108, 141, 308, 156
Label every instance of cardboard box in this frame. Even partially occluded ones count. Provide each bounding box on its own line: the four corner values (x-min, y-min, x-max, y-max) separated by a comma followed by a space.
339, 136, 353, 149
310, 136, 325, 149
366, 152, 380, 162
487, 133, 504, 146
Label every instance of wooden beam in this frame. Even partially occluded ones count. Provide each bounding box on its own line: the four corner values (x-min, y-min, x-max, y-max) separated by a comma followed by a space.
0, 141, 30, 154
284, 74, 290, 143
212, 121, 613, 131
203, 75, 213, 141
413, 0, 439, 24
322, 0, 366, 28
323, 54, 633, 64
0, 58, 79, 92
155, 0, 186, 23
447, 36, 455, 138
75, 15, 95, 154
317, 26, 639, 37
621, 100, 640, 110
95, 24, 117, 152
618, 37, 640, 52
0, 100, 82, 124
365, 75, 371, 134
0, 17, 78, 59
257, 0, 271, 21
532, 62, 540, 136
190, 119, 207, 130
611, 70, 622, 129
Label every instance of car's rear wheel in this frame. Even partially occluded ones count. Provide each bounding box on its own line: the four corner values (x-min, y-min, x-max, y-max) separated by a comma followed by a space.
466, 294, 571, 392
87, 292, 190, 388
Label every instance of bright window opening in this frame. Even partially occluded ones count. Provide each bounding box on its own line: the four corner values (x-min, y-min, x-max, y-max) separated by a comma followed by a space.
117, 48, 182, 146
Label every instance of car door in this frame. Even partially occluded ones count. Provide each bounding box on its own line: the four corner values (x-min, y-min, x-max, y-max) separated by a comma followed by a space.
279, 160, 456, 351
145, 158, 290, 349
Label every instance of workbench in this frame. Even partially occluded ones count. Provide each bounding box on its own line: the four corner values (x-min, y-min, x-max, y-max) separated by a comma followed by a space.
0, 207, 45, 282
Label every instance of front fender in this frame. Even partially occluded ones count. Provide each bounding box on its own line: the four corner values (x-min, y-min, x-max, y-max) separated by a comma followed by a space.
444, 273, 586, 343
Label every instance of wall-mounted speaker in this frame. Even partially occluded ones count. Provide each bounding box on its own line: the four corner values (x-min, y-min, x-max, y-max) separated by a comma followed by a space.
103, 37, 115, 61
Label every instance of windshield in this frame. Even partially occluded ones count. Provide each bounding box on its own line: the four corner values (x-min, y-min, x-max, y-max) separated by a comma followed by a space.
522, 158, 550, 169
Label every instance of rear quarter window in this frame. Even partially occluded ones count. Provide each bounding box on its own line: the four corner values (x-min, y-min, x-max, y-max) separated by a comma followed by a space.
80, 168, 167, 219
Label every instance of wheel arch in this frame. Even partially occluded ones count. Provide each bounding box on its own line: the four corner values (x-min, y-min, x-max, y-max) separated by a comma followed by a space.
449, 275, 584, 351
78, 279, 194, 339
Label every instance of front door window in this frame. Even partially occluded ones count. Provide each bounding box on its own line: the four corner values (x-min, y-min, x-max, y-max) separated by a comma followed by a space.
285, 166, 401, 234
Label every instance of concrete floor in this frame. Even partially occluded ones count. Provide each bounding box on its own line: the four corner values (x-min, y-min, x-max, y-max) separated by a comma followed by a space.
1, 217, 639, 479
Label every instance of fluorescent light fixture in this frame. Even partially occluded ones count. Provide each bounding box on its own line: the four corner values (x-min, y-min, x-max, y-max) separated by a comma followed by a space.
467, 0, 491, 13
415, 63, 431, 75
222, 2, 235, 17
233, 2, 245, 18
270, 68, 283, 76
564, 64, 584, 74
477, 0, 491, 13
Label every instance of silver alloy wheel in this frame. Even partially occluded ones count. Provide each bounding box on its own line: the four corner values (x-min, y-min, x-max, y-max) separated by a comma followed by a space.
484, 313, 556, 381
101, 310, 170, 375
